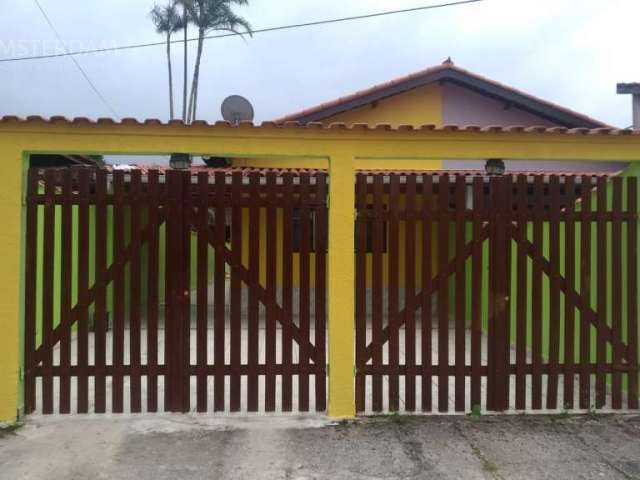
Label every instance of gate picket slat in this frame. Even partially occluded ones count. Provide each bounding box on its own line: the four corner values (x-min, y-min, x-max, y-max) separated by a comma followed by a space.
405, 174, 417, 412
76, 168, 90, 414
627, 176, 638, 409
247, 172, 260, 412
579, 175, 593, 410
94, 169, 108, 413
180, 171, 192, 412
42, 170, 56, 414
24, 169, 39, 414
547, 175, 561, 410
281, 173, 294, 412
230, 172, 243, 412
265, 172, 277, 412
146, 171, 160, 413
299, 173, 311, 412
437, 174, 450, 412
531, 175, 544, 410
421, 174, 434, 412
355, 174, 367, 412
371, 174, 384, 412
59, 169, 72, 414
611, 176, 623, 409
130, 170, 142, 413
471, 177, 484, 410
563, 176, 576, 409
164, 172, 175, 411
214, 172, 227, 412
112, 171, 125, 413
454, 175, 466, 412
314, 173, 328, 412
196, 172, 208, 412
515, 175, 527, 410
492, 176, 508, 411
596, 176, 608, 407
387, 174, 400, 412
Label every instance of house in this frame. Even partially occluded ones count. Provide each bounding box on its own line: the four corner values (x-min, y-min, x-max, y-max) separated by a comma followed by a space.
233, 59, 626, 172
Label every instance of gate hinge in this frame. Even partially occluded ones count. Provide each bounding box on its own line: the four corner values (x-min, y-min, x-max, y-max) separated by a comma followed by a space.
18, 366, 24, 381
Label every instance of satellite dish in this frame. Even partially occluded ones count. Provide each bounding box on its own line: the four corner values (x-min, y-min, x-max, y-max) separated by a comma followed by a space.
221, 95, 254, 125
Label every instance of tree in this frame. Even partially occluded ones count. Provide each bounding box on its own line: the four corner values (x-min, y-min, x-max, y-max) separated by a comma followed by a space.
150, 3, 184, 120
179, 0, 252, 123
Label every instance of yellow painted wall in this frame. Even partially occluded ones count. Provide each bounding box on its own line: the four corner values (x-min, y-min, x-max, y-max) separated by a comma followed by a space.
0, 148, 25, 423
235, 83, 443, 170
2, 120, 640, 422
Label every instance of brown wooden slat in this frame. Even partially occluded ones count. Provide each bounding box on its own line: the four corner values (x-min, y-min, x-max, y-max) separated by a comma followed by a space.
492, 176, 509, 411
299, 173, 311, 412
405, 175, 418, 411
515, 175, 527, 410
387, 174, 400, 412
59, 170, 73, 414
470, 177, 484, 410
563, 176, 576, 409
76, 168, 90, 414
371, 174, 384, 412
230, 172, 243, 412
437, 174, 450, 412
627, 176, 638, 409
421, 174, 434, 412
547, 176, 561, 409
611, 176, 623, 409
247, 172, 260, 412
129, 170, 142, 413
196, 172, 208, 412
579, 175, 593, 410
454, 175, 466, 412
355, 174, 367, 413
596, 176, 608, 407
94, 169, 108, 413
146, 171, 160, 413
179, 171, 192, 412
531, 175, 544, 410
23, 170, 39, 414
213, 172, 226, 412
314, 173, 328, 412
164, 171, 176, 411
41, 170, 56, 414
281, 173, 294, 412
112, 171, 125, 413
265, 172, 278, 412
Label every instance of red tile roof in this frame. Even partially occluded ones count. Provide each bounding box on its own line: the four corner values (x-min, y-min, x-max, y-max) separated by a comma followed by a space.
273, 61, 610, 128
0, 115, 635, 135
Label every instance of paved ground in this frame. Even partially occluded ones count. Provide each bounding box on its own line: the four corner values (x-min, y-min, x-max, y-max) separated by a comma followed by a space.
2, 413, 640, 479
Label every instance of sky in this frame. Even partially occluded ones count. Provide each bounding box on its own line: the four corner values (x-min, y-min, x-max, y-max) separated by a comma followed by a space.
1, 0, 639, 128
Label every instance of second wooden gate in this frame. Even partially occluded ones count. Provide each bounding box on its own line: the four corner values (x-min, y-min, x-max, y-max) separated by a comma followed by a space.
355, 172, 639, 414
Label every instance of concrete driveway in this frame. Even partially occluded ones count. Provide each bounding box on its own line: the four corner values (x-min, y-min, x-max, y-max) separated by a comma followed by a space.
2, 414, 640, 479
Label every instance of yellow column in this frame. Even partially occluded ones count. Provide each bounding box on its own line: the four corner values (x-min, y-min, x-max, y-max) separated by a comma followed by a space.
0, 147, 25, 423
327, 153, 356, 418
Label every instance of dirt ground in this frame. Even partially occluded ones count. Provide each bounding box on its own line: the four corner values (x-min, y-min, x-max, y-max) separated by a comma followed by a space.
2, 413, 640, 480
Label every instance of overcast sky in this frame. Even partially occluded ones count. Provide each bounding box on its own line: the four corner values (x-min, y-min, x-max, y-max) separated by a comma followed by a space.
1, 0, 639, 128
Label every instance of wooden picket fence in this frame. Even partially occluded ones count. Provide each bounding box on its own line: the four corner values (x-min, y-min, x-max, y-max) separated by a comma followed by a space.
23, 167, 327, 414
355, 172, 639, 413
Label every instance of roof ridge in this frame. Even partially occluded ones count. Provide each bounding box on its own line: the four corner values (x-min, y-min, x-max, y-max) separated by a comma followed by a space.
273, 62, 611, 128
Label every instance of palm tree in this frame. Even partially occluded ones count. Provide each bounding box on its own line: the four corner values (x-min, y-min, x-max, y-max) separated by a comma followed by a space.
181, 0, 252, 123
150, 3, 184, 120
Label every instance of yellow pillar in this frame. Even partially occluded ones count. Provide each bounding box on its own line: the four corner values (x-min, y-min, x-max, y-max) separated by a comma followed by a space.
0, 147, 25, 423
327, 153, 356, 418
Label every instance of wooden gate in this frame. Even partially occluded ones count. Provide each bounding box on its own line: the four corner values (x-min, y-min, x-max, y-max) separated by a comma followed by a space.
355, 172, 639, 414
24, 167, 327, 414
